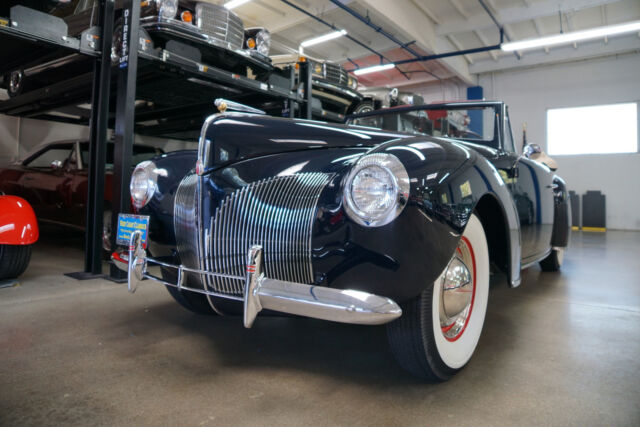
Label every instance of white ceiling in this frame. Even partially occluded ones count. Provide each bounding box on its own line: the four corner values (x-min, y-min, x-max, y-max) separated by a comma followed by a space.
222, 0, 640, 88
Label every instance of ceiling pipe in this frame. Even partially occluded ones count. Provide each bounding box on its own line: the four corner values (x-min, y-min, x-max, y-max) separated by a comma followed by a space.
345, 32, 503, 72
477, 0, 520, 59
327, 0, 441, 81
279, 0, 411, 79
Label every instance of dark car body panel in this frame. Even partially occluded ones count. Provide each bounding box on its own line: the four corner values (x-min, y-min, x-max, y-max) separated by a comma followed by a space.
137, 107, 570, 306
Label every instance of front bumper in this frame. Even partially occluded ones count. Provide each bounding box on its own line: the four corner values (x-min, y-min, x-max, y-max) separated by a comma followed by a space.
112, 231, 401, 328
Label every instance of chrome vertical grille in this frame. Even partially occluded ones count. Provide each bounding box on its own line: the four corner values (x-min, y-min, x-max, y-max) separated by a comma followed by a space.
205, 173, 331, 295
195, 2, 244, 50
174, 173, 201, 284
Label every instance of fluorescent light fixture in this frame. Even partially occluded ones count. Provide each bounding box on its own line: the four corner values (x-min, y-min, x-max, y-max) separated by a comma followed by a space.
353, 63, 396, 76
501, 20, 640, 51
300, 30, 347, 47
224, 0, 252, 9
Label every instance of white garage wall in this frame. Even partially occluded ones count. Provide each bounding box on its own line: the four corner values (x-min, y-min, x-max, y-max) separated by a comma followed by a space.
478, 52, 640, 231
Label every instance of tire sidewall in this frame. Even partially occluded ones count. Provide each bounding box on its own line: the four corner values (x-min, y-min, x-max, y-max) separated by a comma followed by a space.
431, 214, 490, 370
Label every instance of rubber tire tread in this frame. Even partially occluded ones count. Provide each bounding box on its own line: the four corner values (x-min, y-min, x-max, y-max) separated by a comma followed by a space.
0, 244, 32, 280
539, 249, 561, 272
387, 290, 456, 382
161, 267, 218, 315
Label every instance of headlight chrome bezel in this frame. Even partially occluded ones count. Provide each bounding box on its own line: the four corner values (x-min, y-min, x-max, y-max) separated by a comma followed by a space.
348, 74, 358, 90
255, 29, 271, 56
130, 160, 158, 209
343, 153, 410, 227
157, 0, 179, 20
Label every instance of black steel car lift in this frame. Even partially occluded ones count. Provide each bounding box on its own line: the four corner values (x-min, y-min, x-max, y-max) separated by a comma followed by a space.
0, 2, 312, 280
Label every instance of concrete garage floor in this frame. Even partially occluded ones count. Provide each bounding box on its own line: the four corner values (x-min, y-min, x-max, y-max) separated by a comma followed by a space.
1, 229, 639, 426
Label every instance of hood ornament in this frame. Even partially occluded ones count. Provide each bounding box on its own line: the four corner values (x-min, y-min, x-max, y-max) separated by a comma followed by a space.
214, 98, 266, 115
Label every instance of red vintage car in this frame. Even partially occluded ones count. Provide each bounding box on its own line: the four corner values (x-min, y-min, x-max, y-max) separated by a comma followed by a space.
0, 140, 162, 251
0, 195, 38, 279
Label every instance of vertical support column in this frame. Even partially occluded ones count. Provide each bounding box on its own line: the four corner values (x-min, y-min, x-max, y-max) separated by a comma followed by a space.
466, 86, 483, 138
285, 65, 296, 118
299, 61, 312, 119
73, 0, 114, 279
109, 0, 141, 280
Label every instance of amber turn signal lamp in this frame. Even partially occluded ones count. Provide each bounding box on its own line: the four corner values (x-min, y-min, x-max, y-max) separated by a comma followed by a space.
247, 38, 256, 49
181, 10, 193, 23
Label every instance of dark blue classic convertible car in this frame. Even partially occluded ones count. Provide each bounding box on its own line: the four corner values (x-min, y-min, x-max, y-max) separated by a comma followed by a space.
113, 99, 570, 381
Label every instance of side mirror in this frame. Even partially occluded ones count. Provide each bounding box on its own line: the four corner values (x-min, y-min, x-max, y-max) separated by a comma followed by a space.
50, 160, 63, 169
523, 143, 542, 158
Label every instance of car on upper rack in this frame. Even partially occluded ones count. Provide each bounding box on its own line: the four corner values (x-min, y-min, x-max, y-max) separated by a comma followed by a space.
111, 99, 571, 381
353, 87, 425, 115
0, 139, 162, 253
271, 54, 362, 122
1, 0, 275, 97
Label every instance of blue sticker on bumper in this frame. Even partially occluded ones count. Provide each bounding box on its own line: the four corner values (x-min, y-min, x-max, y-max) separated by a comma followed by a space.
116, 214, 150, 246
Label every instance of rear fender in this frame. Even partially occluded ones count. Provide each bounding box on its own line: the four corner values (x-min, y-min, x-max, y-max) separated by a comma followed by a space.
550, 176, 571, 248
0, 196, 39, 245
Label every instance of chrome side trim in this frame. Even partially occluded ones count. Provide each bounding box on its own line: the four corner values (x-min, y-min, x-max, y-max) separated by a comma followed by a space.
117, 234, 402, 328
521, 247, 553, 270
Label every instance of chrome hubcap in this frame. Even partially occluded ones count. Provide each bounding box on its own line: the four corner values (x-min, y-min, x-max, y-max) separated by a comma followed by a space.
439, 237, 476, 341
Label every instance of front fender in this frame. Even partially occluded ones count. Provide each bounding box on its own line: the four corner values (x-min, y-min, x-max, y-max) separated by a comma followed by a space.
373, 138, 522, 288
313, 138, 522, 302
0, 196, 39, 245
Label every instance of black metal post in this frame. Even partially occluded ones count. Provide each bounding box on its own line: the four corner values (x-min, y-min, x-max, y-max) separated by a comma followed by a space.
109, 0, 141, 280
67, 0, 114, 280
299, 61, 312, 119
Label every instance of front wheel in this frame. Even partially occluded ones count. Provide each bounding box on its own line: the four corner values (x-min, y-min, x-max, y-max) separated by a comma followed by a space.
387, 214, 490, 381
0, 244, 33, 280
161, 267, 218, 315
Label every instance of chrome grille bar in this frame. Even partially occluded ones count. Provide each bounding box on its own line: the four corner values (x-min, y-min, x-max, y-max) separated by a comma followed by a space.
207, 173, 331, 295
195, 2, 244, 50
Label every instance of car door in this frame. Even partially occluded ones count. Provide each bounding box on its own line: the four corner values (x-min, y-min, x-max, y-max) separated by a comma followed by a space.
18, 143, 75, 224
501, 109, 555, 263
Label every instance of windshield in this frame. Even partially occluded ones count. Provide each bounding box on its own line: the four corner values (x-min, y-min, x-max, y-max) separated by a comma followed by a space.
349, 105, 501, 148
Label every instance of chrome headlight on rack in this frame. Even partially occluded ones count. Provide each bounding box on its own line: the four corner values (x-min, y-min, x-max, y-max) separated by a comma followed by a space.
255, 29, 271, 56
343, 153, 410, 227
347, 74, 358, 90
157, 0, 179, 19
130, 161, 158, 209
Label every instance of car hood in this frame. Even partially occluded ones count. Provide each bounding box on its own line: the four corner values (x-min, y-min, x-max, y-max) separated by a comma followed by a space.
199, 113, 414, 174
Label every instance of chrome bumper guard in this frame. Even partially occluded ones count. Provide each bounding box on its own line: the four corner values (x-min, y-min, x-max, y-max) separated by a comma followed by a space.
112, 231, 402, 328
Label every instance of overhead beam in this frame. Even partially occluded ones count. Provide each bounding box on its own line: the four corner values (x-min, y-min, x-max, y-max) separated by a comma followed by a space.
262, 0, 354, 34
447, 34, 474, 64
358, 0, 473, 84
436, 0, 620, 36
469, 34, 640, 73
475, 30, 499, 61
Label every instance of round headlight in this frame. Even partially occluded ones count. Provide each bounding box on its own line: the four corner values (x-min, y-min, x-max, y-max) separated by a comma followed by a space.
348, 75, 358, 90
255, 29, 271, 56
343, 153, 410, 227
130, 161, 157, 209
158, 0, 178, 19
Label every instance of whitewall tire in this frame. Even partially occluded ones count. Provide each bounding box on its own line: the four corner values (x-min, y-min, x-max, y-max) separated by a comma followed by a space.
387, 213, 490, 380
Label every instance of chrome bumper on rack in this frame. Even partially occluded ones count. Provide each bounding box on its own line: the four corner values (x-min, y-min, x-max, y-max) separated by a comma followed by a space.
112, 231, 402, 328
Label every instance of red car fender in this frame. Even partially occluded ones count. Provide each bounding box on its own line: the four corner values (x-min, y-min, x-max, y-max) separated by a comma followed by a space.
0, 195, 39, 245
